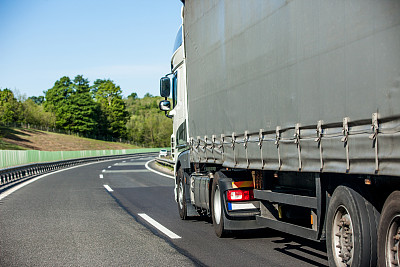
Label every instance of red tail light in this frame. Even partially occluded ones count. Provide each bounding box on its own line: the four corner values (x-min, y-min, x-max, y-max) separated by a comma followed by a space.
227, 189, 254, 201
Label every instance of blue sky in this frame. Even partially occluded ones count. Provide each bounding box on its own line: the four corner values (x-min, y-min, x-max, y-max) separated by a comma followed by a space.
0, 0, 183, 98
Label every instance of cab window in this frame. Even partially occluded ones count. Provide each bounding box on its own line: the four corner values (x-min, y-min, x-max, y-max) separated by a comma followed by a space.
172, 73, 178, 108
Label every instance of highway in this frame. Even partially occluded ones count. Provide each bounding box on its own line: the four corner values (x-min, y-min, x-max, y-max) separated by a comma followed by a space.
0, 154, 328, 266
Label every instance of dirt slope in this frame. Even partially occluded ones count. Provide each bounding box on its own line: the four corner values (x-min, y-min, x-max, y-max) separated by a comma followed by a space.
0, 127, 140, 151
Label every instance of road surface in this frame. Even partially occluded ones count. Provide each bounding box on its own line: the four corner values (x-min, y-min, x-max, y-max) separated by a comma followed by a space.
0, 154, 328, 266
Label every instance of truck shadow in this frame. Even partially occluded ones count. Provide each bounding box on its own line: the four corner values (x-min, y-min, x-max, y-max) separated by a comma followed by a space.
236, 229, 328, 266
188, 216, 328, 266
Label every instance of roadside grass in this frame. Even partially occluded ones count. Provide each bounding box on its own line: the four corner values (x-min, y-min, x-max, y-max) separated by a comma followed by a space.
0, 126, 141, 151
0, 139, 28, 150
156, 161, 174, 172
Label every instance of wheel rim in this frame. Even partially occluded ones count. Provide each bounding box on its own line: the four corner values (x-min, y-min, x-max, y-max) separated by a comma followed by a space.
178, 179, 184, 210
385, 215, 400, 266
332, 205, 354, 267
213, 185, 221, 225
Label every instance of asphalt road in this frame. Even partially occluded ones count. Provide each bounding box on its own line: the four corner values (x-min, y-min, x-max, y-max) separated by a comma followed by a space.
0, 154, 328, 266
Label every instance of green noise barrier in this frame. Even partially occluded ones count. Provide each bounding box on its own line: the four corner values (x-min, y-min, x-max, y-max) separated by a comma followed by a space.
0, 148, 167, 169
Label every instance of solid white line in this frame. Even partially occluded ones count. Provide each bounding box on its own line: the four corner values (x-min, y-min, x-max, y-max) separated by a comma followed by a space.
0, 160, 110, 201
145, 160, 174, 179
99, 174, 104, 179
138, 213, 181, 239
103, 185, 113, 192
102, 170, 149, 173
0, 155, 149, 201
0, 176, 43, 201
114, 162, 144, 166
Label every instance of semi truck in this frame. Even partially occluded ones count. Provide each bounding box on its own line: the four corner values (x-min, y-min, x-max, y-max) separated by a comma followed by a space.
159, 1, 400, 266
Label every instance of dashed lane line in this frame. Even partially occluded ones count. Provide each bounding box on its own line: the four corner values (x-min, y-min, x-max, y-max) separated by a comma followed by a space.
138, 213, 181, 239
103, 185, 113, 192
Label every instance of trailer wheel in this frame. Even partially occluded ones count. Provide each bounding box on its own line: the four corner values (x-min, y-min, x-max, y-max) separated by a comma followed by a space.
326, 186, 378, 267
177, 167, 187, 220
211, 172, 229, 237
378, 191, 400, 267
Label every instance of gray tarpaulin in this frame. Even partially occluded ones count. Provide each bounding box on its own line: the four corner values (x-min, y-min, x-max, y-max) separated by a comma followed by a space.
183, 0, 400, 176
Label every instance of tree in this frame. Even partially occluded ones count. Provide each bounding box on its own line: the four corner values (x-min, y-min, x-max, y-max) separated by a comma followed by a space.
68, 75, 98, 134
0, 88, 20, 124
128, 92, 138, 100
91, 79, 129, 139
44, 76, 73, 129
44, 75, 98, 135
29, 96, 45, 105
125, 95, 172, 147
22, 98, 56, 127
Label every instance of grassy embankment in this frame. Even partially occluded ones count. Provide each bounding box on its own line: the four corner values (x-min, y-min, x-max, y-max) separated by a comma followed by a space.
0, 126, 140, 151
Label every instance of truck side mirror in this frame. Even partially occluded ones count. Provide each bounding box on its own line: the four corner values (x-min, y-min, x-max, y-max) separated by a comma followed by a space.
159, 100, 171, 111
160, 77, 171, 97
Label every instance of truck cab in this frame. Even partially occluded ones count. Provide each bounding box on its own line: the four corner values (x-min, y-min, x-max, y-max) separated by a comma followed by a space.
159, 24, 188, 163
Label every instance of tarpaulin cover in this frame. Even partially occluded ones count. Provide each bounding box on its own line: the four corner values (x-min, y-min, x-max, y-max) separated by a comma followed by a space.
184, 0, 400, 176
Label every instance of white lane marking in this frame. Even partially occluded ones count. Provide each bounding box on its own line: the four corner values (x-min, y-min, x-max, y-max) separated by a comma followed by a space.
145, 160, 174, 179
0, 176, 43, 201
0, 160, 111, 201
103, 185, 113, 192
138, 213, 181, 239
102, 170, 149, 173
114, 162, 144, 166
0, 155, 150, 201
99, 174, 104, 179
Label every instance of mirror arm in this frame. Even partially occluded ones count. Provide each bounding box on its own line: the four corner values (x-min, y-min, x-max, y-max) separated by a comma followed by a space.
164, 97, 173, 119
165, 111, 173, 119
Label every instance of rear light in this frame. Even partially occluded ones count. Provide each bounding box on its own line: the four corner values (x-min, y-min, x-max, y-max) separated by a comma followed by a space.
227, 189, 254, 201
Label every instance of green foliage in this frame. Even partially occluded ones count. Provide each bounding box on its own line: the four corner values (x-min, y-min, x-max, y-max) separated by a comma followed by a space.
22, 99, 56, 127
0, 88, 21, 124
128, 92, 138, 100
125, 95, 172, 147
29, 96, 44, 105
1, 77, 173, 148
91, 79, 129, 139
44, 75, 98, 134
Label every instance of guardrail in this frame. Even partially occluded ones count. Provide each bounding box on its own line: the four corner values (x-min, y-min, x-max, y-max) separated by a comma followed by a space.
0, 148, 167, 169
0, 151, 158, 191
155, 157, 175, 168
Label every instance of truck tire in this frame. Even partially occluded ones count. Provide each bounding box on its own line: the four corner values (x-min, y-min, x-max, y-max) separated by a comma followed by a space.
211, 172, 229, 237
177, 167, 187, 220
377, 191, 400, 267
326, 186, 379, 267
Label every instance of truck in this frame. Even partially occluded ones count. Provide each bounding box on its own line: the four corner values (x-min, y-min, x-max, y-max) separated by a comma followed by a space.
159, 1, 400, 266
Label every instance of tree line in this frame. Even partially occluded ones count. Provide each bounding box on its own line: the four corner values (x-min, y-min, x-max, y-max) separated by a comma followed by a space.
0, 75, 172, 148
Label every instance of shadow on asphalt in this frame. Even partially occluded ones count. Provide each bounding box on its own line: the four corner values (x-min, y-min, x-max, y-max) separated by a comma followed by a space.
184, 215, 328, 265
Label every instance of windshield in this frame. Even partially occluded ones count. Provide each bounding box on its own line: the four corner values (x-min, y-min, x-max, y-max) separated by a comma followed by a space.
173, 25, 182, 53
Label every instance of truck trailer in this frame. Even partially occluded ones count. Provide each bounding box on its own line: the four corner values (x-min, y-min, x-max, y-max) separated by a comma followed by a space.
159, 1, 400, 266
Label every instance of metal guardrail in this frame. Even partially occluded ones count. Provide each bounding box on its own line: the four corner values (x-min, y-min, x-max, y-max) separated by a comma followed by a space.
155, 157, 175, 168
0, 148, 167, 169
0, 152, 158, 190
